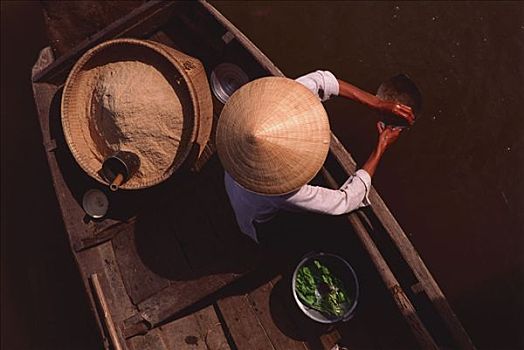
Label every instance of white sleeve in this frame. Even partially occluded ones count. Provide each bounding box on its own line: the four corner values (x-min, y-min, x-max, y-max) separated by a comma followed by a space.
279, 169, 371, 215
295, 70, 340, 102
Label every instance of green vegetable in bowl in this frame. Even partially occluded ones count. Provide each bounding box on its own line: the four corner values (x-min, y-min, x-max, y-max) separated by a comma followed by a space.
295, 259, 351, 317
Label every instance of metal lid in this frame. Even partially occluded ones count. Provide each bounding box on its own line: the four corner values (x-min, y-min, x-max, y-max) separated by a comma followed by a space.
82, 189, 109, 219
210, 63, 249, 104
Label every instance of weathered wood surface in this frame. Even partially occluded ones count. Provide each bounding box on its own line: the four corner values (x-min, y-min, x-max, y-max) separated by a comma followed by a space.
214, 277, 334, 350
246, 280, 308, 350
158, 305, 229, 350
127, 305, 230, 350
91, 273, 125, 350
217, 294, 276, 349
115, 157, 260, 334
127, 328, 168, 350
77, 242, 137, 325
73, 242, 138, 350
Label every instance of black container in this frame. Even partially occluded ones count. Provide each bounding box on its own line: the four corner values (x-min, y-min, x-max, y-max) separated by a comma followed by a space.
376, 74, 422, 128
100, 151, 141, 191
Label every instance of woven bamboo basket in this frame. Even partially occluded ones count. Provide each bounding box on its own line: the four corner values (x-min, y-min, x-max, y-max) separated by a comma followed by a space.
61, 38, 213, 189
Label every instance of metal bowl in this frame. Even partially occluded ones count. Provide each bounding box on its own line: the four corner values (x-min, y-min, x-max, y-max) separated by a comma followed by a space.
210, 63, 249, 104
376, 73, 422, 128
292, 252, 359, 324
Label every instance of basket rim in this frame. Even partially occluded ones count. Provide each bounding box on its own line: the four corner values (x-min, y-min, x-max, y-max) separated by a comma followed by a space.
60, 38, 200, 189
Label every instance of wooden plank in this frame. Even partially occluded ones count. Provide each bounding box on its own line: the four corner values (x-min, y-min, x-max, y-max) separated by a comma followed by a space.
246, 279, 307, 350
266, 274, 343, 350
119, 162, 257, 337
127, 328, 168, 350
133, 274, 235, 329
91, 274, 125, 350
319, 332, 342, 350
78, 219, 135, 252
158, 305, 230, 350
73, 242, 138, 349
31, 50, 90, 250
328, 134, 475, 350
31, 46, 55, 80
77, 242, 137, 324
33, 0, 177, 84
321, 168, 439, 350
216, 294, 275, 350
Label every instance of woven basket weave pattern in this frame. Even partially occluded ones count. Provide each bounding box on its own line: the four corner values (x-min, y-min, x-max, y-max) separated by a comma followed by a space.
61, 38, 213, 189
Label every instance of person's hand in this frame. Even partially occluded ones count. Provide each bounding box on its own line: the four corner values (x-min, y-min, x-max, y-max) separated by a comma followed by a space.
377, 121, 403, 152
377, 100, 415, 125
361, 122, 402, 177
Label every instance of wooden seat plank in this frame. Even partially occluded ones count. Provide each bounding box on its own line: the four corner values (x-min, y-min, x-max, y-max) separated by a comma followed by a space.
266, 274, 342, 350
216, 294, 276, 350
127, 328, 168, 350
158, 305, 230, 350
134, 273, 236, 328
246, 280, 308, 350
77, 241, 137, 324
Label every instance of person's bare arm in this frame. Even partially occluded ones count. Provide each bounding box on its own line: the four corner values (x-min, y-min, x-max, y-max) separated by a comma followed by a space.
337, 79, 415, 125
362, 122, 403, 177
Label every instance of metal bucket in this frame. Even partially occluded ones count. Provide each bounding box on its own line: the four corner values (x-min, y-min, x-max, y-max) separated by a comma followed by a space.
292, 252, 359, 324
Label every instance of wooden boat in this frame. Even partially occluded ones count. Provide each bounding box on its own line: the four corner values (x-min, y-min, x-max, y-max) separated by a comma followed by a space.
31, 1, 475, 349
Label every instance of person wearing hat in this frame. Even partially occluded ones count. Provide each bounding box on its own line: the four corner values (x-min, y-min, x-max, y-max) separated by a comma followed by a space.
216, 71, 414, 243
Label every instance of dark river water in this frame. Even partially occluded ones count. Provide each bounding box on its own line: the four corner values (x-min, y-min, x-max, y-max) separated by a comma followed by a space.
2, 1, 523, 349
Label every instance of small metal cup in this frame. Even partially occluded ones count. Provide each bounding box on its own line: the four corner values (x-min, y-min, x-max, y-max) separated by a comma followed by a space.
100, 151, 140, 191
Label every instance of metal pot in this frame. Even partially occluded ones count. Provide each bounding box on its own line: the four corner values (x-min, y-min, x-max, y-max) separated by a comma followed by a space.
292, 252, 359, 323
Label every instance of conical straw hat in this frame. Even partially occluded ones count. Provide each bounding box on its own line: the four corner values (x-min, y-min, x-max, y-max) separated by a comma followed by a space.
216, 77, 331, 195
61, 38, 212, 189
